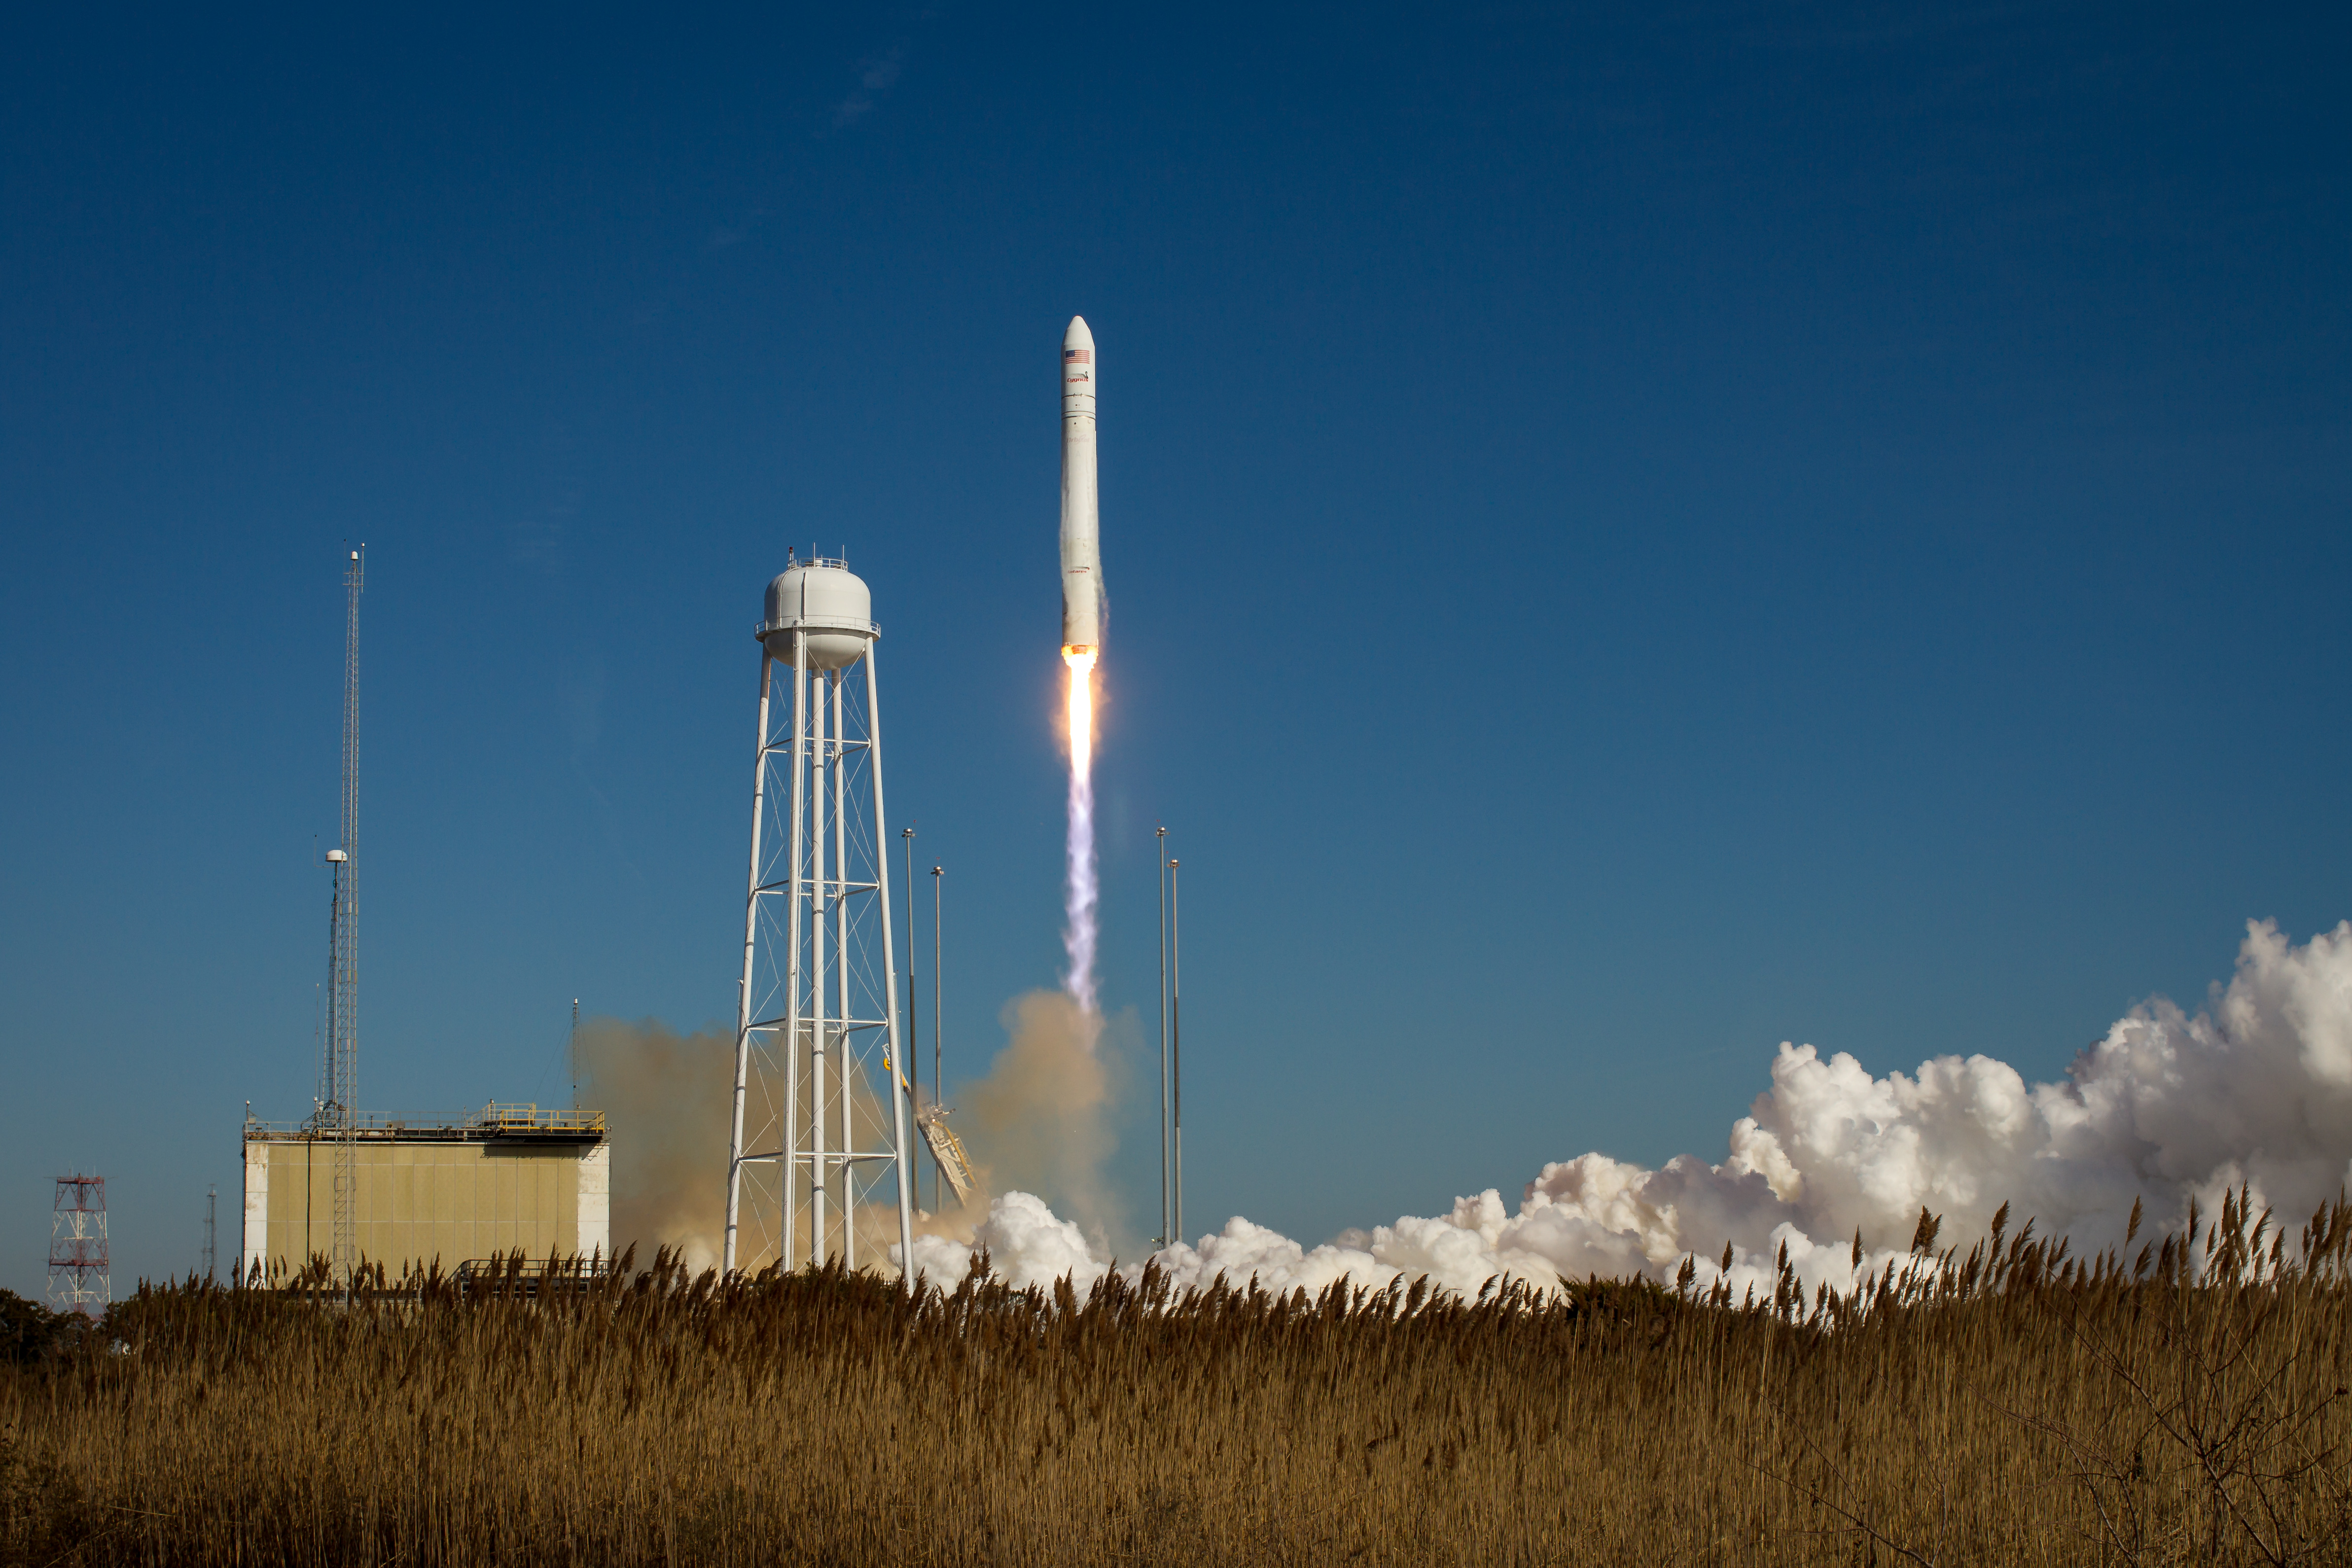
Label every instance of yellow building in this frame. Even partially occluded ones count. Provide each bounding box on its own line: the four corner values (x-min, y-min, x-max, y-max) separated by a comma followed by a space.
240, 1105, 609, 1281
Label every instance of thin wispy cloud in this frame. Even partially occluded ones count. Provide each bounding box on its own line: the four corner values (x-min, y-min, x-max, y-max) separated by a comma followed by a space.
834, 47, 906, 127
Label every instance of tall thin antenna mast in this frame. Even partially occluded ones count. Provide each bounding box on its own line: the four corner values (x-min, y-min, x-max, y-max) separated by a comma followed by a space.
1170, 856, 1182, 1245
901, 827, 919, 1174
931, 862, 942, 1214
320, 545, 364, 1283
1157, 826, 1170, 1248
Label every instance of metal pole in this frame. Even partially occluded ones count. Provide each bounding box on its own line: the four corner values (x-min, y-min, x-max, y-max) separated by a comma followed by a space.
1158, 825, 1170, 1248
724, 655, 774, 1274
204, 1185, 216, 1284
1170, 857, 1182, 1245
865, 645, 918, 1283
810, 667, 829, 1264
901, 825, 918, 1202
783, 635, 808, 1268
321, 854, 340, 1109
931, 862, 943, 1214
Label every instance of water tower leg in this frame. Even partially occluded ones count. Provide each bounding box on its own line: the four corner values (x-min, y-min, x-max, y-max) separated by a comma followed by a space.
833, 670, 854, 1273
809, 666, 829, 1265
723, 654, 774, 1275
783, 634, 808, 1269
866, 645, 919, 1283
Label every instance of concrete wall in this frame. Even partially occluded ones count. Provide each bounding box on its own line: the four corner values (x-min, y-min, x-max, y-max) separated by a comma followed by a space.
242, 1137, 609, 1279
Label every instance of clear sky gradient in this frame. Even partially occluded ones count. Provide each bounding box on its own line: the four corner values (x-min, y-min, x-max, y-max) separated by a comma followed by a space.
3, 2, 2348, 1296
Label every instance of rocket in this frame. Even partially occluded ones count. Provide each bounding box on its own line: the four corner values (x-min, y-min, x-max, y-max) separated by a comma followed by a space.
1060, 316, 1103, 656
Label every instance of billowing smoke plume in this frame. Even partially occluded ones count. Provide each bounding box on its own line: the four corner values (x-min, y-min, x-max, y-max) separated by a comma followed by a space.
572, 991, 1128, 1281
571, 1017, 732, 1271
902, 988, 1123, 1276
910, 921, 2352, 1300
961, 990, 1115, 1231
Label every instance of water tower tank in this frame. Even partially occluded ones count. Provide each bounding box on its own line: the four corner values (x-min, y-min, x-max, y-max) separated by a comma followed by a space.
759, 560, 876, 670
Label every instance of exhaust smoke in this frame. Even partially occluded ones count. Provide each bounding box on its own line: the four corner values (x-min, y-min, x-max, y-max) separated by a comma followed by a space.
1062, 648, 1100, 1015
909, 920, 2352, 1299
571, 1017, 731, 1272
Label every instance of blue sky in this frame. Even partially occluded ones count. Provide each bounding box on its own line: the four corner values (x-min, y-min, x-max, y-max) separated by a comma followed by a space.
2, 1, 2347, 1296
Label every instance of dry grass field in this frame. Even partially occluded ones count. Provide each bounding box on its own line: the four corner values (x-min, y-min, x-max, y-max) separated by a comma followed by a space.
7, 1189, 2352, 1567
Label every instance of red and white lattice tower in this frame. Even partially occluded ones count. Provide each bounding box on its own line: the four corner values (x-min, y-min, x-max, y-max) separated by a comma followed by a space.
48, 1176, 109, 1318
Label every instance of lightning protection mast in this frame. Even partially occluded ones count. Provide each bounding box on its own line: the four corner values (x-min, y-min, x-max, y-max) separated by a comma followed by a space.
317, 546, 364, 1283
1157, 826, 1170, 1247
724, 553, 918, 1279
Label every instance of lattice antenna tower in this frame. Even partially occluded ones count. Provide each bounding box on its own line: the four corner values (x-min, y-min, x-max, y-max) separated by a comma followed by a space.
48, 1176, 109, 1318
317, 545, 364, 1281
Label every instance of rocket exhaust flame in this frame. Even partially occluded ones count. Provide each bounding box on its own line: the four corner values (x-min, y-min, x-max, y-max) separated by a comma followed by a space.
1064, 648, 1096, 777
1062, 648, 1099, 1015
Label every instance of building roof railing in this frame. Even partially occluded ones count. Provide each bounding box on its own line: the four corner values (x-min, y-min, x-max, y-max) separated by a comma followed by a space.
468, 1102, 605, 1134
244, 1104, 606, 1142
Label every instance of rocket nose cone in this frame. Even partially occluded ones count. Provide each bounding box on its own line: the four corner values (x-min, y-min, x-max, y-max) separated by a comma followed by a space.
1064, 316, 1094, 351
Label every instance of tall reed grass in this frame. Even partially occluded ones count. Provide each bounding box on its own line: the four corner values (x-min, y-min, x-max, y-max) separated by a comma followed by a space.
6, 1188, 2352, 1566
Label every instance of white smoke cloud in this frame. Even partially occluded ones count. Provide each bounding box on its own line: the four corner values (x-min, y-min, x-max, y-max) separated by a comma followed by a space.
899, 921, 2352, 1302
906, 1191, 1110, 1293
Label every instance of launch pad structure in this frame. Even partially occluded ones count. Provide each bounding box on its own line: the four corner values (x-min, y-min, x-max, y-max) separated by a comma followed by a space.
724, 556, 920, 1277
239, 547, 613, 1287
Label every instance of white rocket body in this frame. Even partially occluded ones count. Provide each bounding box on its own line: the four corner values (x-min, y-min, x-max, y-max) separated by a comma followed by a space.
1060, 316, 1103, 655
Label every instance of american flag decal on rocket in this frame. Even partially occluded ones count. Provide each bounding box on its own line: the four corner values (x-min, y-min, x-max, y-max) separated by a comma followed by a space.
1065, 349, 1091, 363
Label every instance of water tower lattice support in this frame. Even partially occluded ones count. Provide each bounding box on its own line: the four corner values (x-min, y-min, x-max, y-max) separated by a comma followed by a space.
48, 1176, 109, 1318
725, 561, 916, 1278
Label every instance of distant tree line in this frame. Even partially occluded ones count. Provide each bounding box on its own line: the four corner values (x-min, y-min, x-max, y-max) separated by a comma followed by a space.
0, 1289, 88, 1366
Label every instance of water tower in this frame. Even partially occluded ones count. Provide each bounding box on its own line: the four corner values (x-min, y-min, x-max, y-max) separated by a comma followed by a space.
724, 556, 918, 1276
